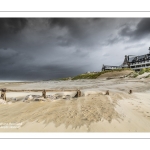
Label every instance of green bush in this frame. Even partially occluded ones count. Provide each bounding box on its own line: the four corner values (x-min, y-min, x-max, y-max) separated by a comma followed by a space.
139, 68, 146, 75
133, 73, 138, 78
145, 68, 150, 72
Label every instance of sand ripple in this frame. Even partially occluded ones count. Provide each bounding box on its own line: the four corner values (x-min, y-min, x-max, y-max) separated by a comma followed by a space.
0, 93, 125, 129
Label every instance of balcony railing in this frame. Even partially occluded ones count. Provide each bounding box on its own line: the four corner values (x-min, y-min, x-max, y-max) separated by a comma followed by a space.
105, 67, 121, 69
131, 66, 150, 70
130, 61, 150, 66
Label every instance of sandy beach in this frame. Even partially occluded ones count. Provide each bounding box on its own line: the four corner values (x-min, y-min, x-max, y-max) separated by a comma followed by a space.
0, 71, 150, 132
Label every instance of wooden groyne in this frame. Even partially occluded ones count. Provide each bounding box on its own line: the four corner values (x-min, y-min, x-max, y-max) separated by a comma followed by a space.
1, 89, 77, 92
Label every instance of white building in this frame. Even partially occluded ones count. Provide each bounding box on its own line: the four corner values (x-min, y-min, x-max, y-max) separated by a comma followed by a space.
102, 47, 150, 71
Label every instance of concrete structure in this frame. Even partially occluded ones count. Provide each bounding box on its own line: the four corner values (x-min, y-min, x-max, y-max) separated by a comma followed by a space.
102, 47, 150, 71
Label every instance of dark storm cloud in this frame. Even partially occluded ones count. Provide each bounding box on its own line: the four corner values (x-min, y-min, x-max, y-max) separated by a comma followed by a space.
0, 48, 18, 65
50, 18, 74, 27
0, 18, 148, 81
49, 18, 106, 48
0, 18, 28, 50
0, 18, 28, 35
0, 63, 87, 81
50, 18, 92, 31
104, 18, 150, 46
136, 18, 150, 35
49, 18, 83, 38
119, 18, 150, 40
0, 19, 91, 80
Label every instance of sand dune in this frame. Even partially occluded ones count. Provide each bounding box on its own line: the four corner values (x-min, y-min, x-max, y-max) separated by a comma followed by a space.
97, 70, 133, 79
0, 93, 120, 129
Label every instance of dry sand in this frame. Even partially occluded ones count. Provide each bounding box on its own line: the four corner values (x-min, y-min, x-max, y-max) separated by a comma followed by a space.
0, 74, 150, 132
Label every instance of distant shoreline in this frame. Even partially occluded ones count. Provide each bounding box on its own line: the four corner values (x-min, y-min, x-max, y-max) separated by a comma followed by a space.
0, 80, 36, 83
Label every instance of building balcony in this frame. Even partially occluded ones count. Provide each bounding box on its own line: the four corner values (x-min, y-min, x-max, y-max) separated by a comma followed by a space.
130, 60, 150, 66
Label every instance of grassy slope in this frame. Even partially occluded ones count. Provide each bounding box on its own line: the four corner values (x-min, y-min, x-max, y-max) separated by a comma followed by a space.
72, 68, 133, 80
58, 68, 150, 80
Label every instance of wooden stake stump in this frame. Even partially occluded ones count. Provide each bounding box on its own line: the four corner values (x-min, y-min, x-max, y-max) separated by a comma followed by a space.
78, 90, 81, 97
74, 90, 81, 98
42, 89, 46, 98
105, 90, 109, 95
129, 90, 132, 94
1, 88, 6, 100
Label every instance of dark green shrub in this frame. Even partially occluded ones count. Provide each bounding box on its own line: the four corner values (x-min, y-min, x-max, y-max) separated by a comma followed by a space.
133, 73, 138, 78
145, 68, 150, 72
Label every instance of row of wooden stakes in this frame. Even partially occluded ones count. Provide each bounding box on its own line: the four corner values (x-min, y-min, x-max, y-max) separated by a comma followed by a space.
42, 89, 82, 98
105, 90, 132, 95
0, 89, 133, 101
0, 89, 82, 101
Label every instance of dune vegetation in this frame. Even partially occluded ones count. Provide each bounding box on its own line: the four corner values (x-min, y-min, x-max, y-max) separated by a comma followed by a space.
139, 68, 150, 75
71, 68, 133, 80
58, 68, 150, 80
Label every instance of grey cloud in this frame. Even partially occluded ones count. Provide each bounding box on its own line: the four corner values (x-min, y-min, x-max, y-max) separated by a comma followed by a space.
0, 18, 28, 50
119, 25, 132, 37
49, 18, 109, 48
0, 48, 19, 65
124, 43, 146, 50
56, 36, 72, 47
0, 63, 87, 81
49, 18, 83, 38
0, 48, 17, 58
0, 18, 28, 36
119, 18, 150, 40
74, 49, 89, 57
103, 53, 110, 57
104, 36, 121, 45
0, 18, 148, 81
134, 18, 150, 37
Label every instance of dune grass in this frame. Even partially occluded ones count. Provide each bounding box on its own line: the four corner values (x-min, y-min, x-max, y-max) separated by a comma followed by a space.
139, 68, 146, 75
139, 68, 150, 75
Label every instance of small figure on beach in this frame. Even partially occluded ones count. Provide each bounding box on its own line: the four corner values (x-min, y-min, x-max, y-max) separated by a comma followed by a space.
42, 89, 46, 98
129, 90, 132, 94
1, 88, 6, 100
105, 90, 109, 95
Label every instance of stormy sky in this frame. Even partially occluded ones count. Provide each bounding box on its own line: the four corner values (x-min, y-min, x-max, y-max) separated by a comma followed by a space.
0, 18, 150, 81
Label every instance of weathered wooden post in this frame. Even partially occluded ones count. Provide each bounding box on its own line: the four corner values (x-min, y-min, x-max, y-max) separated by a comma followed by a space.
129, 90, 132, 94
1, 88, 6, 100
78, 90, 81, 97
74, 90, 81, 98
42, 89, 46, 98
105, 90, 109, 95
